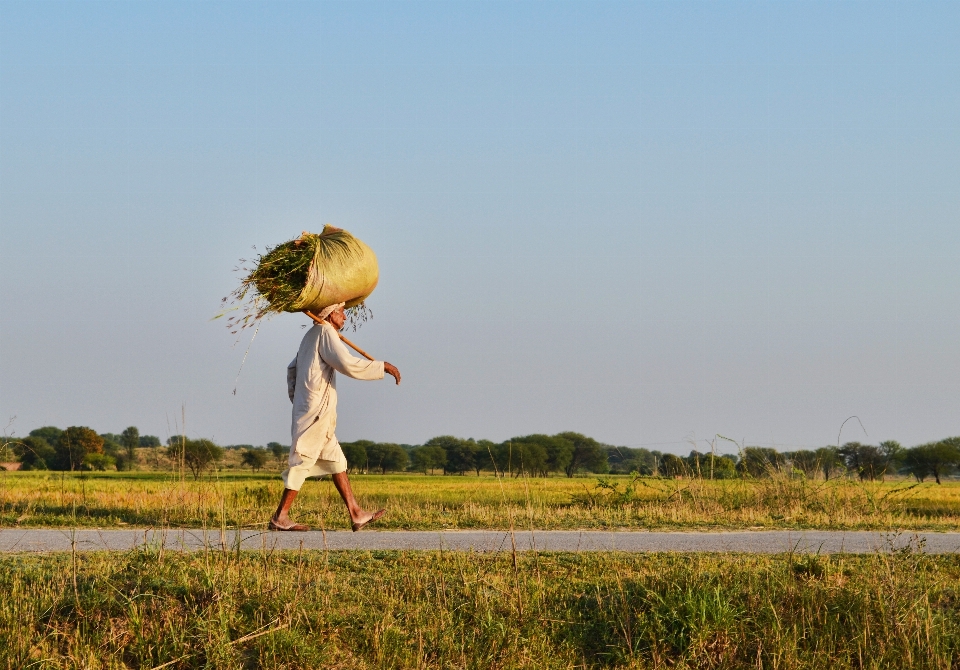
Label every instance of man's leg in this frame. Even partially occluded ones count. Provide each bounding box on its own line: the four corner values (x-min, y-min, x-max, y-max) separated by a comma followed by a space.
331, 472, 386, 531
271, 459, 312, 531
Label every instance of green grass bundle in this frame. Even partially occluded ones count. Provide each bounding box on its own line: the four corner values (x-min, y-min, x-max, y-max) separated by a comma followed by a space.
223, 225, 378, 331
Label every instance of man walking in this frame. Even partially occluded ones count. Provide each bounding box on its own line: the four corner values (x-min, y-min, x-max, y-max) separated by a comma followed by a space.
270, 302, 401, 531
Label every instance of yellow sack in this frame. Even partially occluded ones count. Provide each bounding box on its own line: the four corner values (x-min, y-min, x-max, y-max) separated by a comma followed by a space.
293, 226, 379, 311
236, 225, 378, 321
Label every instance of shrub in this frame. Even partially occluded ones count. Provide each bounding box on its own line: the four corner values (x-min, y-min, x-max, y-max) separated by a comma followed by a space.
241, 449, 268, 472
166, 438, 224, 479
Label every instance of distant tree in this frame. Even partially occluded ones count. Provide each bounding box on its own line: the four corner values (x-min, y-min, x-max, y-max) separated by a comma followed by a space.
473, 440, 497, 475
498, 438, 548, 477
167, 439, 224, 479
340, 440, 373, 473
737, 447, 786, 478
138, 435, 161, 448
660, 453, 688, 478
556, 432, 609, 477
12, 436, 56, 470
100, 436, 127, 471
880, 440, 906, 472
55, 427, 104, 471
503, 435, 576, 476
688, 452, 737, 479
444, 438, 477, 475
607, 446, 658, 475
365, 443, 408, 474
410, 445, 447, 474
903, 440, 960, 484
839, 442, 897, 481
241, 448, 268, 472
815, 447, 844, 480
267, 442, 287, 469
30, 426, 63, 445
542, 436, 574, 475
789, 450, 820, 478
421, 436, 470, 475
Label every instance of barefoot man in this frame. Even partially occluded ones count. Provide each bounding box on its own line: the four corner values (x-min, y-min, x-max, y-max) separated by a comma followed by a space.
270, 303, 401, 531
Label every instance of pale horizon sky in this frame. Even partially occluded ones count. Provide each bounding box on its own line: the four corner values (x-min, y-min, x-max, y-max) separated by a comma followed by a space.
1, 1, 958, 454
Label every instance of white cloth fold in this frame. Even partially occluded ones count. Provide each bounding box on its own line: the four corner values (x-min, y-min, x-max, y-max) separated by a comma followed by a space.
287, 321, 384, 463
315, 302, 345, 321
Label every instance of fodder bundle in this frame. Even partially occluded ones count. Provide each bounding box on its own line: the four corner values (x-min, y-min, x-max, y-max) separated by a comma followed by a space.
224, 225, 378, 331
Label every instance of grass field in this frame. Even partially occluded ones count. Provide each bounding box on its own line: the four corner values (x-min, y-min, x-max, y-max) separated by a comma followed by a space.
2, 470, 959, 531
3, 546, 957, 669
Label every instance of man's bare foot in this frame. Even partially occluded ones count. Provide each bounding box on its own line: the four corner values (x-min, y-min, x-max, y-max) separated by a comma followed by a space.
351, 509, 386, 532
269, 515, 309, 532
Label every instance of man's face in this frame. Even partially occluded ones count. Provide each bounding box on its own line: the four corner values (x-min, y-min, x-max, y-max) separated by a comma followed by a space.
328, 307, 347, 331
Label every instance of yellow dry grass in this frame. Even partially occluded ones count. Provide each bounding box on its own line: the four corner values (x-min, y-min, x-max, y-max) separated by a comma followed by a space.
2, 470, 959, 531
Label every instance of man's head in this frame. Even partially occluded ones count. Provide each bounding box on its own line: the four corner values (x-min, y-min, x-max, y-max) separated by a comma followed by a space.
318, 303, 346, 331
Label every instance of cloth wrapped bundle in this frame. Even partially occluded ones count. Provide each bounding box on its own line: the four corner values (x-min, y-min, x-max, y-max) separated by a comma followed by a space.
246, 225, 379, 315
289, 226, 378, 311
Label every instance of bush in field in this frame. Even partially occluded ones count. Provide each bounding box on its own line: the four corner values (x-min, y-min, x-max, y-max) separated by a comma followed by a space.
902, 439, 960, 484
410, 444, 446, 474
340, 440, 372, 473
138, 435, 161, 447
365, 442, 408, 474
166, 438, 224, 479
556, 432, 609, 477
84, 453, 116, 471
241, 448, 268, 472
54, 427, 104, 471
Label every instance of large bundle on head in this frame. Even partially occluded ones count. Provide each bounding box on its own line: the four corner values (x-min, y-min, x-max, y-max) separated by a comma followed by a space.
226, 226, 378, 330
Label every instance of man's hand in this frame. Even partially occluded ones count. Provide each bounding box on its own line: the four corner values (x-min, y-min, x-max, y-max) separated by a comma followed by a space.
384, 362, 401, 385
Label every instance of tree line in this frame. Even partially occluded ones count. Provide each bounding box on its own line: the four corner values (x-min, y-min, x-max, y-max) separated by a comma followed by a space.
0, 426, 160, 472
3, 426, 960, 484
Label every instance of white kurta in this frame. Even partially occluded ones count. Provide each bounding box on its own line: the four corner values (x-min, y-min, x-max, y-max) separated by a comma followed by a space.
287, 322, 384, 462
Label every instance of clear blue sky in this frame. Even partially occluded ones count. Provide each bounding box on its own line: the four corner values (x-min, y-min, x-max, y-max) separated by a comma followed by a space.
1, 1, 958, 453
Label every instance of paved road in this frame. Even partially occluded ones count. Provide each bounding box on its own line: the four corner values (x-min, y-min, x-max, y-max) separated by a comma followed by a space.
1, 529, 958, 554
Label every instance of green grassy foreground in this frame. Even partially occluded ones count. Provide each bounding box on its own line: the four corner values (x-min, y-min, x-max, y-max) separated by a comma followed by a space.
2, 471, 960, 531
2, 548, 958, 669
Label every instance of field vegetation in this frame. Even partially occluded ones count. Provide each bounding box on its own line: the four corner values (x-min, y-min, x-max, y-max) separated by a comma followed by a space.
2, 545, 958, 668
2, 470, 960, 531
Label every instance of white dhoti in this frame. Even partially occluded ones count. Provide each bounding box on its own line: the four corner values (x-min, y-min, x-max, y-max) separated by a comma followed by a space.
282, 449, 347, 491
281, 319, 384, 490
